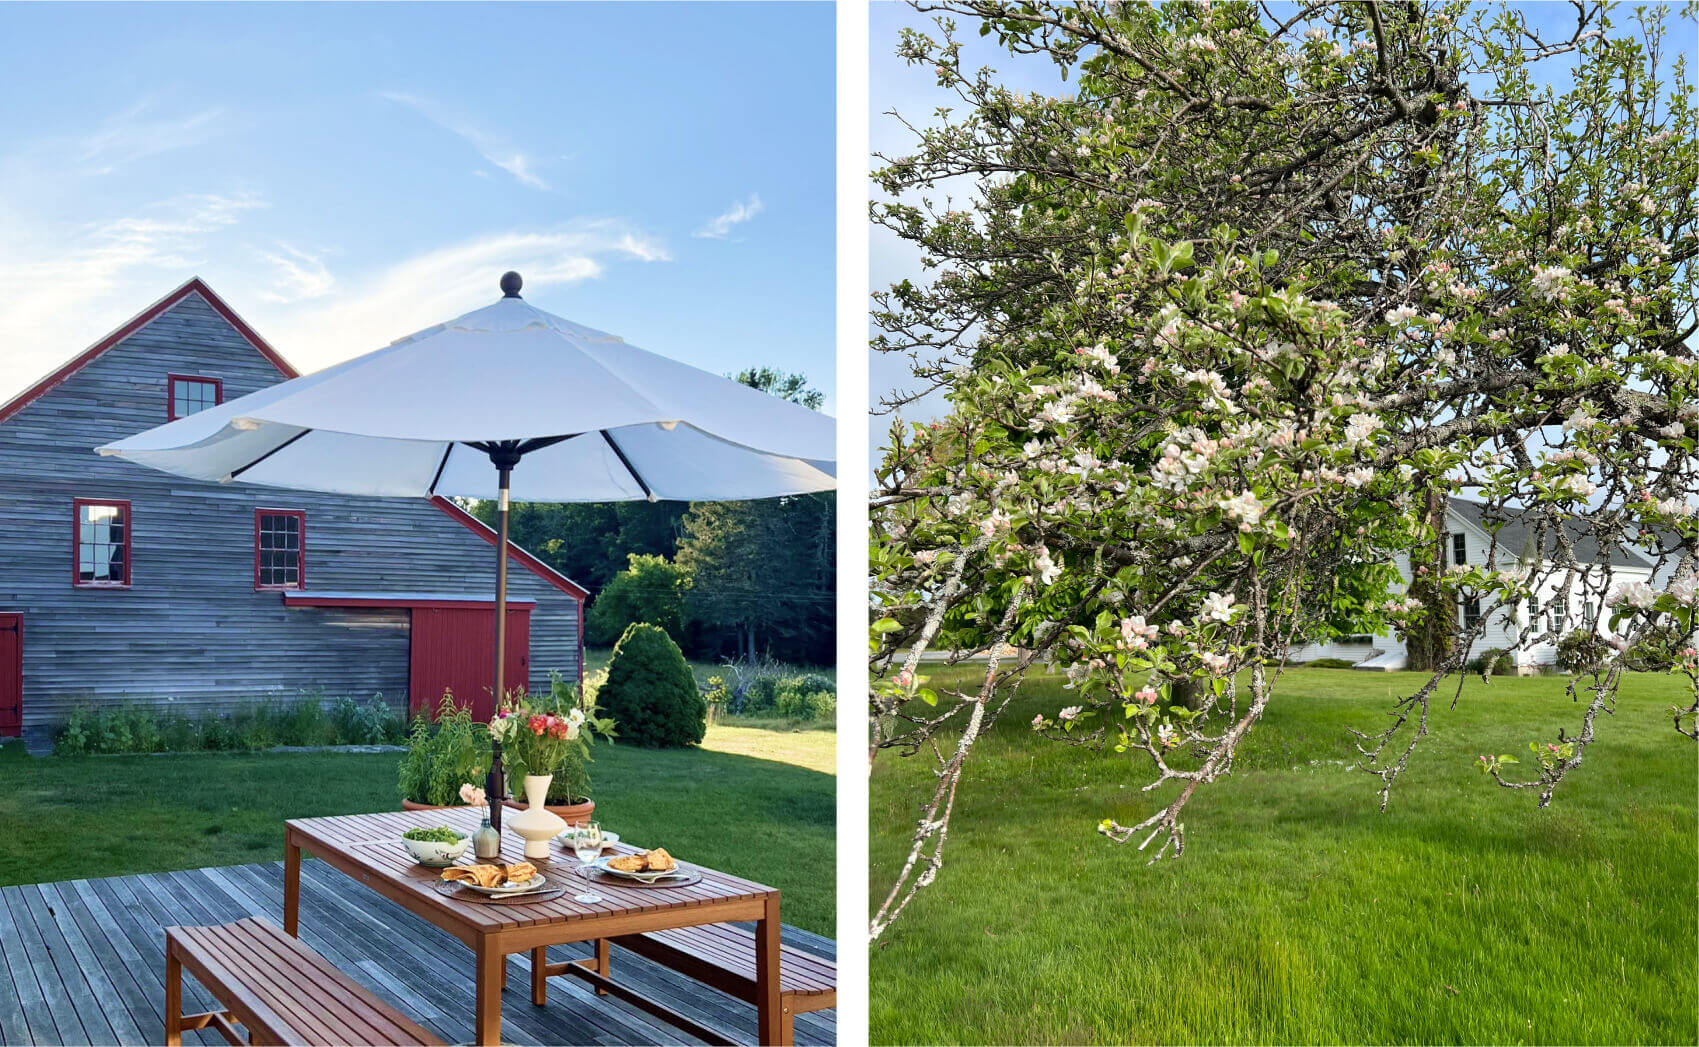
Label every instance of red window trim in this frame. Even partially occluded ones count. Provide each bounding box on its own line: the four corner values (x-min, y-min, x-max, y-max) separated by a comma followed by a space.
166, 373, 223, 421
72, 498, 132, 589
254, 508, 307, 591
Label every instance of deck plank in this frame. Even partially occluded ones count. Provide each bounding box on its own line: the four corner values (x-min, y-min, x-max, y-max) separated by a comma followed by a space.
0, 861, 834, 1047
3, 885, 91, 1045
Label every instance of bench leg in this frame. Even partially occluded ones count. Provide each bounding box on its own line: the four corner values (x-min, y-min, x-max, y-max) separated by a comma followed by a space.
164, 950, 183, 1046
531, 946, 549, 1006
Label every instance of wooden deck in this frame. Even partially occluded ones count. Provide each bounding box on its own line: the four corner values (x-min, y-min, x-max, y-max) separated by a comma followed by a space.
0, 860, 835, 1046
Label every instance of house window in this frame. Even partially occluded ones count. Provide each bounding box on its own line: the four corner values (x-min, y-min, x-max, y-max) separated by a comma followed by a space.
167, 374, 222, 420
1582, 601, 1597, 628
1461, 597, 1482, 629
1452, 533, 1468, 566
1527, 594, 1541, 624
73, 499, 131, 587
255, 510, 305, 590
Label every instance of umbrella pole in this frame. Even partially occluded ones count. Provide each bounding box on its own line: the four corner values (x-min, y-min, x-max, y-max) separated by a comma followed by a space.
486, 451, 518, 830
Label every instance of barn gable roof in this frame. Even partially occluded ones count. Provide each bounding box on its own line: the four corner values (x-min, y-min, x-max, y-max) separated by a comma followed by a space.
0, 277, 587, 603
0, 277, 297, 424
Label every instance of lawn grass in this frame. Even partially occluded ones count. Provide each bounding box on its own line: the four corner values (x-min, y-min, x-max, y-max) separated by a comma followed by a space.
0, 720, 836, 935
871, 667, 1697, 1044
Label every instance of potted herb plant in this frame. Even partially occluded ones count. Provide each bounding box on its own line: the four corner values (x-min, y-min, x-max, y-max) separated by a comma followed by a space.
499, 672, 616, 826
397, 691, 491, 810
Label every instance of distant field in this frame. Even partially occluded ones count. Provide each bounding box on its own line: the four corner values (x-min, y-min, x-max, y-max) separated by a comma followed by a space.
871, 667, 1697, 1044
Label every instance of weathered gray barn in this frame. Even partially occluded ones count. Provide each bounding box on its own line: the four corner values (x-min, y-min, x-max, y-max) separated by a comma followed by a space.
0, 278, 587, 751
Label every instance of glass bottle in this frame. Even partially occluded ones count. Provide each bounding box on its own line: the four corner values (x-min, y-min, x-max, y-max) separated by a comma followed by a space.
473, 812, 501, 859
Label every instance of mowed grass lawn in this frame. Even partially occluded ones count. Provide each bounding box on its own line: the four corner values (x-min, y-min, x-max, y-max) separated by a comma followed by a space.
0, 720, 836, 935
871, 667, 1697, 1045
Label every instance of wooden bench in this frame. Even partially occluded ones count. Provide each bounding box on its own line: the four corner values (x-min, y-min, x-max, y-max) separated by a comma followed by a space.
600, 925, 836, 1045
165, 917, 445, 1046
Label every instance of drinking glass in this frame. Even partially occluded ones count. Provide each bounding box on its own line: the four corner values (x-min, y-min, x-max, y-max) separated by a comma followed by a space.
572, 822, 603, 903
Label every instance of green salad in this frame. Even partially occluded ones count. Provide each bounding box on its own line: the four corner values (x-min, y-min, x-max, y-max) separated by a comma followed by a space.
402, 826, 464, 844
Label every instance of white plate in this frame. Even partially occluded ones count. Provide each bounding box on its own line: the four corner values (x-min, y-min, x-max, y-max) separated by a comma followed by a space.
592, 856, 685, 883
462, 873, 547, 896
557, 827, 619, 848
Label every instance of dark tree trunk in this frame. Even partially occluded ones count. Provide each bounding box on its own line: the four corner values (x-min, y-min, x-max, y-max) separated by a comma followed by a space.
1170, 678, 1204, 711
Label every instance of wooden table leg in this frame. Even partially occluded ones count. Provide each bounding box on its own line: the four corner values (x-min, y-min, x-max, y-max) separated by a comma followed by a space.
594, 937, 610, 995
755, 893, 785, 1045
164, 947, 182, 1046
474, 936, 503, 1046
531, 946, 549, 1005
283, 832, 301, 937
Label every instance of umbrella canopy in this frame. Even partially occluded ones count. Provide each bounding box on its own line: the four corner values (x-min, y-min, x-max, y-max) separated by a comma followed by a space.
99, 272, 836, 829
97, 275, 835, 502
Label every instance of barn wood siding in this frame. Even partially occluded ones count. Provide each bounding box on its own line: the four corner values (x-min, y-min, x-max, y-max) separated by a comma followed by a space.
0, 291, 582, 749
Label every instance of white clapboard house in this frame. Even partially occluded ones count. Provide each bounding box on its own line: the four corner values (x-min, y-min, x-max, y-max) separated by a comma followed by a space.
1292, 497, 1659, 672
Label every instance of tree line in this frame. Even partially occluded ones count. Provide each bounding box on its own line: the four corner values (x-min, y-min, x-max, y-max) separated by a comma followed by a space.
467, 368, 835, 665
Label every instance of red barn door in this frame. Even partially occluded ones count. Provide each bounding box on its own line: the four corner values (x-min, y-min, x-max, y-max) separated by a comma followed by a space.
409, 607, 531, 722
0, 615, 18, 737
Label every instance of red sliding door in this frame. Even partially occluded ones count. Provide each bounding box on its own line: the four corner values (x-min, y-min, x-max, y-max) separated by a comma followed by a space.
408, 606, 530, 723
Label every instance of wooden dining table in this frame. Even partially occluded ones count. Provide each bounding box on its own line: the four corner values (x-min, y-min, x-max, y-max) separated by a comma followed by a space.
284, 808, 784, 1045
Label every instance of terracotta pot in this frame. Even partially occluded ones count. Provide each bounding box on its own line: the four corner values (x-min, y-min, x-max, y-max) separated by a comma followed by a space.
501, 795, 594, 827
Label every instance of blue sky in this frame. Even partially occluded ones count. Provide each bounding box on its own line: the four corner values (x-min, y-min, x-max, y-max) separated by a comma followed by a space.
0, 2, 837, 412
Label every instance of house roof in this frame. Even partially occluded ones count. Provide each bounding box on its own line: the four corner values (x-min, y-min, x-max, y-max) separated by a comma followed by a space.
1448, 497, 1655, 569
1, 277, 590, 603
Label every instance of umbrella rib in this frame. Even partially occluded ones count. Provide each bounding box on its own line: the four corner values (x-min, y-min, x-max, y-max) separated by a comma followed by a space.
599, 430, 653, 500
228, 429, 313, 480
426, 443, 455, 495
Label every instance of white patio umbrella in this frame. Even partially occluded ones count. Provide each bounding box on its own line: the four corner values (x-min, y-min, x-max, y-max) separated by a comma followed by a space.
99, 272, 836, 824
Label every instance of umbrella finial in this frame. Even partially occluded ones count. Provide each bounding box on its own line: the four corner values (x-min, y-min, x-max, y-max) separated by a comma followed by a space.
500, 271, 523, 298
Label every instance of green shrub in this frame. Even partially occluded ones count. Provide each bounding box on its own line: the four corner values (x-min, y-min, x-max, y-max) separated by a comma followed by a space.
280, 692, 334, 746
1556, 630, 1611, 673
125, 706, 162, 752
586, 554, 692, 647
51, 692, 407, 756
1303, 657, 1358, 669
596, 623, 705, 748
202, 715, 239, 751
54, 707, 92, 755
160, 714, 200, 752
1470, 647, 1514, 676
775, 674, 837, 720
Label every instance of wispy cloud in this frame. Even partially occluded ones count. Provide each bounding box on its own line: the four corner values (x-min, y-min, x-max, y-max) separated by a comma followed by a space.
693, 193, 764, 239
258, 220, 670, 371
380, 91, 549, 189
257, 244, 335, 303
0, 191, 268, 399
77, 100, 226, 174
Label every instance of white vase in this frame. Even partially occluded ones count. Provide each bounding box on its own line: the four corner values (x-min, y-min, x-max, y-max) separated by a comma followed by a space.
509, 774, 567, 859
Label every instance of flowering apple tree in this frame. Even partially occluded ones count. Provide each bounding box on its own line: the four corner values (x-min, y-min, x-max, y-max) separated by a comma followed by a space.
869, 0, 1697, 938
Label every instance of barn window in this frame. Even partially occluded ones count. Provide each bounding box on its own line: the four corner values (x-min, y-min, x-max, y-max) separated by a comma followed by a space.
73, 499, 131, 587
167, 374, 222, 420
1452, 533, 1468, 565
1461, 597, 1482, 629
255, 510, 306, 590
